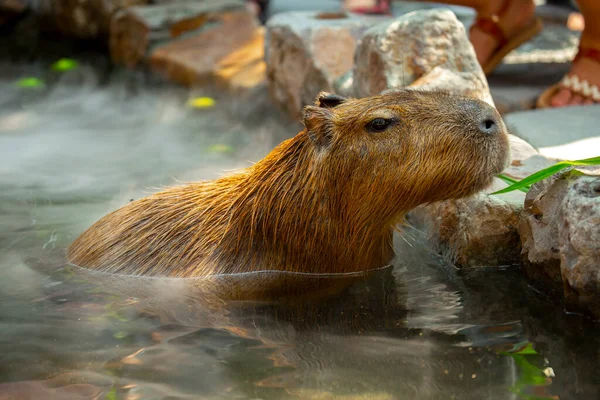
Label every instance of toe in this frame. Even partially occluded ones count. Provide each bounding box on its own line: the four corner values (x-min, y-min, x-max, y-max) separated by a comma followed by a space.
569, 94, 584, 105
550, 87, 573, 107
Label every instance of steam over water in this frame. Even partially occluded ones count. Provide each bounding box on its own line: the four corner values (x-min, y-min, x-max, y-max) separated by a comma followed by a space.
1, 57, 599, 400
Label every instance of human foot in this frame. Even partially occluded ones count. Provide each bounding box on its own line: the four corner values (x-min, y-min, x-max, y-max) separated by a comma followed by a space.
549, 50, 600, 107
469, 0, 538, 71
344, 0, 391, 14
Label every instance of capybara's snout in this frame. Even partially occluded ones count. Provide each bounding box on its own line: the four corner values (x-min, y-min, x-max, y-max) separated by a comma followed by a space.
455, 97, 506, 138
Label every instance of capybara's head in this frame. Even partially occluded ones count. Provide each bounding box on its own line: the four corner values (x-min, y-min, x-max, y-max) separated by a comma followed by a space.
302, 89, 509, 220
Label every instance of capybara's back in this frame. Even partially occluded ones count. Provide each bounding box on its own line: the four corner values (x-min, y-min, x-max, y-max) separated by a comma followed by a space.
68, 90, 509, 278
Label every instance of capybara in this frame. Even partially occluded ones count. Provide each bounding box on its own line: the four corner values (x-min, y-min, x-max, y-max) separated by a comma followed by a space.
68, 90, 509, 278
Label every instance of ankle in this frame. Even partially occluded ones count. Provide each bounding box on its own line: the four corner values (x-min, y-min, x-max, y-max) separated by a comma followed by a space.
476, 0, 536, 22
579, 35, 600, 52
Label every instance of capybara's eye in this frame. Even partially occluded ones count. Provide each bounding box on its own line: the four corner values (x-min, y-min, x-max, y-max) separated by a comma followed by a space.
366, 118, 394, 133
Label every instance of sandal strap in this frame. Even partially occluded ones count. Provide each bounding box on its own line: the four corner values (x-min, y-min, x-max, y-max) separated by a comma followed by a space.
574, 46, 600, 64
470, 16, 508, 47
561, 74, 600, 101
469, 0, 511, 48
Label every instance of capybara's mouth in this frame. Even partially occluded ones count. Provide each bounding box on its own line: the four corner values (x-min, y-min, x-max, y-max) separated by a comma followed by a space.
491, 150, 510, 175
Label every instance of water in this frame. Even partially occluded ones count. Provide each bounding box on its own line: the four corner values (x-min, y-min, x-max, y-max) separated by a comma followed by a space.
1, 56, 599, 400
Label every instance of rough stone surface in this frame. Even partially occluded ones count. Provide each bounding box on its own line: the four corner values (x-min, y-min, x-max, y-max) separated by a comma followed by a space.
519, 167, 600, 318
409, 194, 522, 267
265, 11, 389, 118
36, 0, 148, 39
408, 134, 554, 268
518, 172, 567, 290
559, 170, 600, 318
0, 0, 28, 26
148, 11, 262, 89
411, 66, 494, 106
109, 1, 264, 90
110, 0, 248, 67
352, 9, 491, 104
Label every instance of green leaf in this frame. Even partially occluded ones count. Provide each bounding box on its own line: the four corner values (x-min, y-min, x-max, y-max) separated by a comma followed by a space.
113, 331, 128, 339
16, 77, 45, 88
497, 174, 530, 193
207, 144, 234, 154
513, 342, 538, 355
52, 58, 79, 72
492, 156, 600, 195
105, 387, 118, 400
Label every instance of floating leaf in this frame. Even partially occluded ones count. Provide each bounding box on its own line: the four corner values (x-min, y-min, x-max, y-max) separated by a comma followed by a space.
188, 97, 215, 108
52, 58, 79, 72
105, 387, 118, 400
207, 144, 234, 154
16, 77, 45, 88
492, 156, 600, 195
113, 331, 128, 339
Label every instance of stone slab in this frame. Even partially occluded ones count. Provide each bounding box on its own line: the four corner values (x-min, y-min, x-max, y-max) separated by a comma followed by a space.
0, 0, 28, 27
148, 10, 261, 89
504, 105, 600, 160
110, 0, 248, 67
36, 0, 149, 39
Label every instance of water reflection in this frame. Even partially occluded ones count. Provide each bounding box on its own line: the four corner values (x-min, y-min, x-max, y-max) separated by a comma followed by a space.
1, 244, 589, 400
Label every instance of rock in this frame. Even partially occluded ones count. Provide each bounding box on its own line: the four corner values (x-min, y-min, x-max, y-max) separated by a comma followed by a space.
35, 0, 148, 39
0, 0, 29, 27
518, 172, 566, 289
411, 66, 493, 105
559, 170, 600, 317
408, 134, 554, 268
520, 167, 600, 318
110, 1, 264, 90
352, 9, 491, 104
265, 11, 389, 118
409, 194, 523, 267
149, 13, 262, 90
210, 26, 266, 91
110, 0, 249, 67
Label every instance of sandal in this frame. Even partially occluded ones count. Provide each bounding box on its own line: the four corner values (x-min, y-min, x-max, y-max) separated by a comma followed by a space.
347, 0, 391, 15
470, 0, 543, 75
536, 47, 600, 108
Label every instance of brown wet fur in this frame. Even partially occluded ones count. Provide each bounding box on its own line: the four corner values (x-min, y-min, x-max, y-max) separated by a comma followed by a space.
68, 89, 509, 280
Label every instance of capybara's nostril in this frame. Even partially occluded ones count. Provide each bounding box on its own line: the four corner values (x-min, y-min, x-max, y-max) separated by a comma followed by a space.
478, 116, 500, 135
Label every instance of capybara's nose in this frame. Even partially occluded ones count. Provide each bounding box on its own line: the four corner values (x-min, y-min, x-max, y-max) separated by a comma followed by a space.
457, 98, 503, 136
477, 113, 500, 136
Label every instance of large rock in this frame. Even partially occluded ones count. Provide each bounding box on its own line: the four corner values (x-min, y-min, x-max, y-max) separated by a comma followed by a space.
520, 167, 600, 318
110, 0, 248, 67
36, 0, 148, 39
0, 0, 28, 26
110, 0, 265, 90
265, 11, 389, 118
352, 9, 492, 105
408, 135, 554, 268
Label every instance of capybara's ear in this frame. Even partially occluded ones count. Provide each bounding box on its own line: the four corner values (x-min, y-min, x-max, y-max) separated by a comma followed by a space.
303, 105, 334, 148
315, 92, 346, 108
